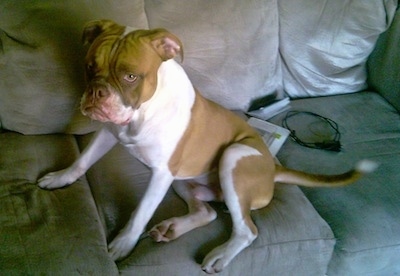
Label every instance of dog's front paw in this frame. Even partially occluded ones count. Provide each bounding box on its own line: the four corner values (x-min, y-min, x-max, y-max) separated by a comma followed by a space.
108, 232, 138, 261
38, 169, 78, 190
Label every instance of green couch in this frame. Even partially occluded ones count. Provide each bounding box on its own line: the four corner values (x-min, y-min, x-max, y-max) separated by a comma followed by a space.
1, 1, 399, 275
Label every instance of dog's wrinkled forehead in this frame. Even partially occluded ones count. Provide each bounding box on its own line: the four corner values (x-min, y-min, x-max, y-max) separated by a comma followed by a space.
81, 20, 183, 109
84, 25, 137, 70
83, 20, 183, 68
109, 26, 138, 56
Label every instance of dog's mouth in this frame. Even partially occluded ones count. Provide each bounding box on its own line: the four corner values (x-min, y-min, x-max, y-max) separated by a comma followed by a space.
120, 117, 132, 126
82, 106, 109, 122
81, 88, 134, 126
82, 106, 132, 126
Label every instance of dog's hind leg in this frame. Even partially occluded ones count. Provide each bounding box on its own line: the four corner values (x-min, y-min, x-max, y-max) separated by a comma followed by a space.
149, 180, 217, 242
202, 143, 275, 274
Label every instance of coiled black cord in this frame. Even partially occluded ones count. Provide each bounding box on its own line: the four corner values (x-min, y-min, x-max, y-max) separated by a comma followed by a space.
282, 111, 341, 152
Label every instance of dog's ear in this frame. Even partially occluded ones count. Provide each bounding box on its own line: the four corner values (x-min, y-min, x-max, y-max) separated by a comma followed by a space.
150, 29, 184, 62
82, 20, 120, 46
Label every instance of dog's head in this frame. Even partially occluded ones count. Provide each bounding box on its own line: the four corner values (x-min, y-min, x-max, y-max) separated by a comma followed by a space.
80, 19, 183, 125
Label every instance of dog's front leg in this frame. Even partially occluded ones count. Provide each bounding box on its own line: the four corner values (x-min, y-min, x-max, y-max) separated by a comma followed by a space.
38, 127, 118, 189
108, 168, 174, 261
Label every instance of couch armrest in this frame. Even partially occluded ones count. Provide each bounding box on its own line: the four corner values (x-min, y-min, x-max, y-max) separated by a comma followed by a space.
368, 7, 400, 111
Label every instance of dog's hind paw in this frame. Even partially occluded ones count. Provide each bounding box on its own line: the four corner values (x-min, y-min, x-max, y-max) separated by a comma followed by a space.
149, 217, 184, 242
201, 245, 231, 274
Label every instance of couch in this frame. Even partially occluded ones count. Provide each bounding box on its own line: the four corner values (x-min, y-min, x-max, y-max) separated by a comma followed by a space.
1, 1, 399, 275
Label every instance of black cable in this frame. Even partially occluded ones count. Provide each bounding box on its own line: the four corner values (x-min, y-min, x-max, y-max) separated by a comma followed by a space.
282, 111, 341, 152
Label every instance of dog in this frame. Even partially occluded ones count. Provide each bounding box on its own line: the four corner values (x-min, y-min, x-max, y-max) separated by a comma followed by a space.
38, 20, 377, 273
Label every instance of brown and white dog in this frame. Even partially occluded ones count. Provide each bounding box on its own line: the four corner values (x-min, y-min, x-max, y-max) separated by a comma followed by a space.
38, 20, 377, 273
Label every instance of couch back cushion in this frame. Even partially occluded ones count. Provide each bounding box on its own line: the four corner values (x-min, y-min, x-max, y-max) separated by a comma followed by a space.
279, 0, 398, 98
0, 0, 148, 135
145, 0, 281, 111
368, 7, 400, 112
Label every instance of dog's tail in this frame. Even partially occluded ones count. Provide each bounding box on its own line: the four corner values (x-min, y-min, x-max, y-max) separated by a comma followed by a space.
274, 160, 378, 187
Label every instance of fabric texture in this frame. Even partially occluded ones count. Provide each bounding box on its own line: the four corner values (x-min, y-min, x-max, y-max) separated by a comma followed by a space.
279, 0, 398, 98
270, 91, 400, 275
0, 132, 118, 275
368, 7, 400, 112
145, 0, 281, 111
0, 0, 148, 135
77, 134, 335, 276
1, 2, 399, 275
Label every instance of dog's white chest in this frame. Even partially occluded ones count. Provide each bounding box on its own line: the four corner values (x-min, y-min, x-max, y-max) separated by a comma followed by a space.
107, 60, 196, 169
112, 123, 168, 167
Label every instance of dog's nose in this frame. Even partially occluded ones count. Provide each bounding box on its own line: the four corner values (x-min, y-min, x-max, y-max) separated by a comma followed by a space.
91, 84, 109, 99
81, 84, 108, 114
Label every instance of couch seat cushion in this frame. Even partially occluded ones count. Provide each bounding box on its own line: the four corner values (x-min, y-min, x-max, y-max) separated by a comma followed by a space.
270, 91, 400, 275
0, 132, 118, 275
78, 133, 335, 275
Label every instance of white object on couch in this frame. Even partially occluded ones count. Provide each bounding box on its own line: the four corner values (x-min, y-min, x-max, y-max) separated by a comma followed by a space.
279, 0, 398, 98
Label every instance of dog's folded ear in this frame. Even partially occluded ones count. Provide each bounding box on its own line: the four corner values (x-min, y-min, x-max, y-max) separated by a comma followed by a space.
82, 19, 122, 46
150, 29, 184, 62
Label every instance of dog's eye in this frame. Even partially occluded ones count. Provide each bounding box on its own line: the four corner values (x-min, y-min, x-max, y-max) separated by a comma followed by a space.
86, 63, 94, 71
124, 74, 138, 83
85, 63, 96, 79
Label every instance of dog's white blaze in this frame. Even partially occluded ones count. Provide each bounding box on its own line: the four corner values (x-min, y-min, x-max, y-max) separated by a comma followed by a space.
201, 144, 261, 271
220, 144, 261, 234
109, 26, 138, 62
121, 26, 137, 38
108, 59, 195, 169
